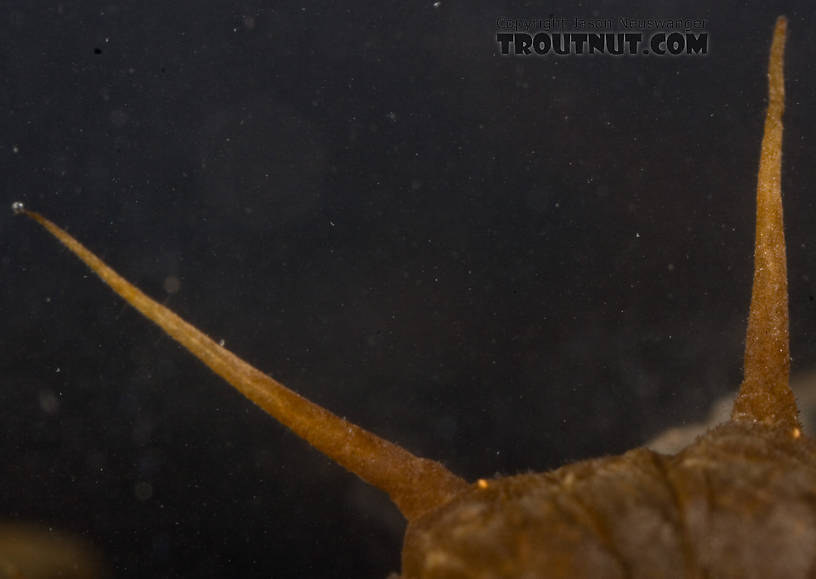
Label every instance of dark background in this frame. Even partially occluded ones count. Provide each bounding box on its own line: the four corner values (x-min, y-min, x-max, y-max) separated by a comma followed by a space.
2, 2, 816, 577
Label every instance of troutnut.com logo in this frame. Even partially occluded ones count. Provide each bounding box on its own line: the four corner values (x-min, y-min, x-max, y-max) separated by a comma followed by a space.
496, 16, 709, 56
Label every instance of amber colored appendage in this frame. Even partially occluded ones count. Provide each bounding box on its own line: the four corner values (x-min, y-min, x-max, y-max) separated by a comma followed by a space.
13, 204, 468, 521
731, 17, 800, 431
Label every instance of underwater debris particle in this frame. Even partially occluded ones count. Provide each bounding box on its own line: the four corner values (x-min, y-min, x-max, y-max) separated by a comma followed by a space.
11, 201, 25, 214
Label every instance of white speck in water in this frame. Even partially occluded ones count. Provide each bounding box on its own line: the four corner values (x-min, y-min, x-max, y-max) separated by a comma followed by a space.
38, 390, 60, 415
11, 201, 24, 214
163, 275, 181, 295
134, 481, 153, 501
12, 145, 19, 154
219, 339, 226, 347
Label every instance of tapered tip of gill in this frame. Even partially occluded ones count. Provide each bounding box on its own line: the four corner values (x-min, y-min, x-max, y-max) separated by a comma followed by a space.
731, 16, 799, 433
16, 203, 469, 521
